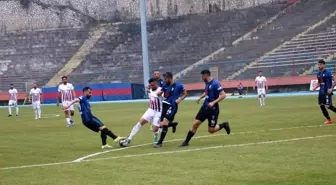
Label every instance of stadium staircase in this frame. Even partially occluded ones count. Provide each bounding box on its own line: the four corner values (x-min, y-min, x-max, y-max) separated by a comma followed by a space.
45, 24, 110, 87
226, 7, 336, 80
173, 1, 299, 81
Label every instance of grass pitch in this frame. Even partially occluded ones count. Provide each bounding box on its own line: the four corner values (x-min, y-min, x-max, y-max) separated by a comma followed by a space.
1, 96, 336, 185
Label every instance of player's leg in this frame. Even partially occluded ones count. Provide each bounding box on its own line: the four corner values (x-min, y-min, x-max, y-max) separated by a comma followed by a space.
8, 101, 12, 116
70, 110, 75, 125
37, 102, 42, 119
127, 118, 149, 142
152, 114, 161, 143
180, 119, 202, 147
207, 109, 231, 134
167, 121, 179, 133
15, 101, 19, 116
126, 109, 152, 143
180, 108, 206, 146
257, 90, 262, 106
33, 102, 38, 120
64, 110, 72, 127
155, 105, 176, 148
327, 95, 336, 113
319, 94, 332, 124
262, 89, 266, 106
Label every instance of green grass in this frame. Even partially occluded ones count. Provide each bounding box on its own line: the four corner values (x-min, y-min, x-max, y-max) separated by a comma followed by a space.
1, 96, 336, 185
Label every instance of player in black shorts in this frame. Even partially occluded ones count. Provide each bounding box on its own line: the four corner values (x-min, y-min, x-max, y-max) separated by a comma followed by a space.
180, 70, 230, 147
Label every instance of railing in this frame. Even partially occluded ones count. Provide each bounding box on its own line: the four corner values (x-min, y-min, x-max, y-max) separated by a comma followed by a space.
0, 51, 334, 92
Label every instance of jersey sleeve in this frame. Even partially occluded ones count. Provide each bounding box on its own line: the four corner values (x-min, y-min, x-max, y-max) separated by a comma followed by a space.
216, 82, 224, 93
29, 89, 32, 95
58, 85, 61, 92
39, 89, 43, 94
179, 83, 185, 94
70, 84, 74, 90
15, 89, 18, 93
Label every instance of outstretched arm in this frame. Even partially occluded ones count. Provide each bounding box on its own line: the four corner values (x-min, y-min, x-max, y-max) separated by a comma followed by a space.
176, 90, 187, 104
63, 98, 80, 110
196, 92, 206, 104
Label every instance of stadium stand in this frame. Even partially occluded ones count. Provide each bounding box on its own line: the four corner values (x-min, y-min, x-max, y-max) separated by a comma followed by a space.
0, 27, 89, 91
70, 3, 287, 84
176, 0, 336, 83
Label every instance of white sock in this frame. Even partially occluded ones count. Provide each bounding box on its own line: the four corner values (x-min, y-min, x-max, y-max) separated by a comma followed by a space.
66, 118, 71, 125
8, 106, 12, 115
34, 110, 38, 119
153, 131, 159, 138
38, 108, 41, 118
16, 107, 19, 115
128, 122, 142, 140
259, 98, 262, 106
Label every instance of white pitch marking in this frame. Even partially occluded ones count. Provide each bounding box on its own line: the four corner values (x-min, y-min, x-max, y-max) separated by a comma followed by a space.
73, 124, 335, 162
84, 134, 336, 162
1, 134, 334, 171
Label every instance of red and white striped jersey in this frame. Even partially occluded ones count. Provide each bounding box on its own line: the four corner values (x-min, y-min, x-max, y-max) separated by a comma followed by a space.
255, 76, 267, 89
149, 87, 163, 112
8, 89, 18, 101
58, 83, 74, 102
30, 88, 42, 102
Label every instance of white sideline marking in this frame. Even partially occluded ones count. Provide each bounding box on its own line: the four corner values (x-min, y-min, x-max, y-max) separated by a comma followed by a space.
73, 124, 334, 162
85, 134, 336, 162
0, 134, 335, 171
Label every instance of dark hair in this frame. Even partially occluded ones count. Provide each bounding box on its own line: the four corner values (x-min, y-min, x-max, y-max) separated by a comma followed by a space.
82, 86, 92, 92
153, 70, 160, 73
62, 76, 68, 80
318, 59, 326, 64
10, 84, 13, 86
201, 69, 211, 75
148, 78, 157, 83
258, 71, 263, 73
164, 72, 173, 79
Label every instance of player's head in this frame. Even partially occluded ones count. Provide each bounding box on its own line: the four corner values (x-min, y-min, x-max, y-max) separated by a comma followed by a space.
153, 70, 161, 80
258, 71, 263, 77
318, 59, 326, 71
61, 76, 68, 84
82, 87, 92, 99
148, 78, 158, 91
10, 84, 13, 89
163, 72, 173, 85
201, 69, 211, 82
33, 83, 37, 89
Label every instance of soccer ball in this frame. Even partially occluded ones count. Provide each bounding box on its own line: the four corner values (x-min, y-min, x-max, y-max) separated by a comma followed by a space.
119, 139, 129, 147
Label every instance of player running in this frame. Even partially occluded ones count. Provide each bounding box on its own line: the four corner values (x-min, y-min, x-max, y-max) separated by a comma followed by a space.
312, 59, 336, 124
254, 71, 268, 106
154, 72, 187, 148
8, 84, 19, 117
29, 83, 43, 120
63, 87, 126, 149
180, 70, 230, 147
57, 76, 76, 127
125, 78, 163, 144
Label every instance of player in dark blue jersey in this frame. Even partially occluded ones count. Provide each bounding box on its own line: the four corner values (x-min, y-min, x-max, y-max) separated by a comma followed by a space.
312, 60, 336, 124
63, 87, 126, 149
154, 72, 188, 148
180, 70, 230, 147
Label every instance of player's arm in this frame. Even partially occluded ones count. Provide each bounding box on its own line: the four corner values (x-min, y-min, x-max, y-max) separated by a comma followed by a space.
72, 89, 76, 99
40, 91, 43, 104
209, 91, 226, 107
63, 98, 80, 110
254, 79, 257, 90
176, 89, 187, 104
328, 75, 335, 94
265, 79, 268, 90
196, 92, 206, 104
56, 91, 61, 106
28, 90, 32, 103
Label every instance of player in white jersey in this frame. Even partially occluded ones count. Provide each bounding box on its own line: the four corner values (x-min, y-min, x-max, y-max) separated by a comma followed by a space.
29, 83, 43, 120
254, 71, 268, 106
56, 76, 76, 127
8, 84, 19, 117
125, 78, 163, 144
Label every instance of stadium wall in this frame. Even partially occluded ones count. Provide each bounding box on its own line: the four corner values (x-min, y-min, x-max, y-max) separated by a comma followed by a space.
42, 83, 144, 104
